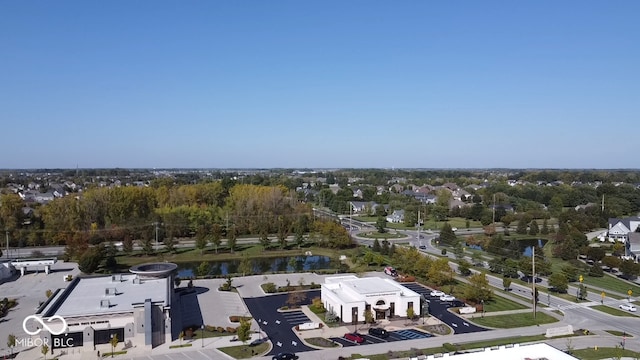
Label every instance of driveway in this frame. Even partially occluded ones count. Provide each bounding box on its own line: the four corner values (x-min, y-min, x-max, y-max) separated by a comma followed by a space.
243, 291, 319, 355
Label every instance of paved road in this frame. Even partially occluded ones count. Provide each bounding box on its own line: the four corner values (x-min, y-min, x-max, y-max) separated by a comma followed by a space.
243, 291, 319, 356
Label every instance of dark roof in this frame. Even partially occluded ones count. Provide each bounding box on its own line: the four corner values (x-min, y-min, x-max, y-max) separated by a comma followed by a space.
609, 217, 640, 230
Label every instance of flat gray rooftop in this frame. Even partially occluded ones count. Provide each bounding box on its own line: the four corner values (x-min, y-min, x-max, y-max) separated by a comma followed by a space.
47, 273, 169, 318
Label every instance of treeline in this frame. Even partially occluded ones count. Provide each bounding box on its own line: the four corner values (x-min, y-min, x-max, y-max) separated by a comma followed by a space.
0, 183, 314, 249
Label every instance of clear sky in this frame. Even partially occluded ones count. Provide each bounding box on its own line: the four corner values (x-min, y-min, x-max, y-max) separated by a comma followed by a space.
1, 1, 638, 169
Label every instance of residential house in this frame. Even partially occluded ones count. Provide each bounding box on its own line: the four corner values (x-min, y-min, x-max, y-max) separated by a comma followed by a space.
35, 192, 55, 204
466, 184, 483, 191
449, 199, 470, 210
329, 184, 342, 195
626, 232, 640, 262
608, 217, 640, 242
488, 204, 515, 212
442, 183, 460, 192
350, 201, 379, 215
376, 186, 386, 195
452, 189, 471, 201
575, 203, 596, 212
389, 184, 404, 193
386, 210, 405, 223
352, 188, 364, 199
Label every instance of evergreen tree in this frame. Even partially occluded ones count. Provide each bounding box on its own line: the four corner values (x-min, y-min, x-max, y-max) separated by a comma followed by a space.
516, 218, 528, 234
439, 222, 457, 246
528, 220, 539, 235
372, 239, 381, 253
541, 219, 549, 235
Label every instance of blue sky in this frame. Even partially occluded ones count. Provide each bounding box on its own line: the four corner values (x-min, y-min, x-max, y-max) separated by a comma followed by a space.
1, 1, 638, 169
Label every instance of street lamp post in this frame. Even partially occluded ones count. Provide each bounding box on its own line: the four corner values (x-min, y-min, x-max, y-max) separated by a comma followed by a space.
110, 334, 114, 358
201, 324, 205, 348
422, 300, 429, 325
481, 300, 485, 318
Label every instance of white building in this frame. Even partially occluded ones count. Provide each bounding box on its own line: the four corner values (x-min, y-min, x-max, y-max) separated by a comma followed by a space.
321, 275, 421, 323
420, 343, 578, 360
32, 263, 177, 355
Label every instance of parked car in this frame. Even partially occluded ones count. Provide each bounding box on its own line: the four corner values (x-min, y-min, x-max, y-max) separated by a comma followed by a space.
344, 333, 365, 343
430, 290, 445, 297
368, 327, 389, 338
384, 266, 398, 277
448, 300, 466, 308
619, 304, 637, 312
440, 295, 456, 302
272, 353, 299, 360
418, 245, 427, 250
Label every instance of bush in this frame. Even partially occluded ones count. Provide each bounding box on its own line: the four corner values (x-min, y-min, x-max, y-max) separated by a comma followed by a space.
441, 248, 447, 255
226, 327, 237, 333
262, 282, 277, 293
205, 325, 216, 332
229, 316, 252, 323
217, 326, 225, 333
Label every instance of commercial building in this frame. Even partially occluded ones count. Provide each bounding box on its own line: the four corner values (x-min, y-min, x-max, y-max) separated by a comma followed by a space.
321, 275, 421, 323
31, 263, 177, 354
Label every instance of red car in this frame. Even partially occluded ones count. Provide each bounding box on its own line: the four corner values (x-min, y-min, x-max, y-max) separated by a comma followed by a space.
344, 332, 365, 344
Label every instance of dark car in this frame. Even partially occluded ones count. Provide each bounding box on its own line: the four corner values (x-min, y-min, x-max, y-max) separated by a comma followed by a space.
368, 327, 389, 338
272, 353, 298, 360
344, 332, 365, 343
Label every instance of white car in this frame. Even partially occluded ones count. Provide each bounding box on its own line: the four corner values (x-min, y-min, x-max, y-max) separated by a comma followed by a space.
619, 304, 637, 312
440, 295, 456, 302
430, 290, 445, 297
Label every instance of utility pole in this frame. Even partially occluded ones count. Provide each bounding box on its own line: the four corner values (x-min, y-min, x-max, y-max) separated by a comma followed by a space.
349, 203, 352, 234
532, 246, 536, 319
492, 193, 496, 224
154, 222, 159, 250
417, 210, 421, 246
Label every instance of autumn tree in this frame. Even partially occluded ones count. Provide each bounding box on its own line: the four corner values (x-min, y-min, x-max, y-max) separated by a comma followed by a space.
227, 225, 237, 253
237, 317, 252, 345
195, 224, 209, 254
427, 258, 454, 286
464, 273, 493, 303
276, 215, 290, 249
286, 291, 307, 309
548, 273, 568, 293
210, 223, 222, 253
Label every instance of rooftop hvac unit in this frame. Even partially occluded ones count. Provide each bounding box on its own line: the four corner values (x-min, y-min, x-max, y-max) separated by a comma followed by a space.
100, 299, 110, 308
105, 288, 117, 296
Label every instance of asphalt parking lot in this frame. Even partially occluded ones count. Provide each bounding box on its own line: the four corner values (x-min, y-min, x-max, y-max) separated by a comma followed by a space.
244, 290, 319, 356
400, 283, 487, 334
330, 328, 432, 347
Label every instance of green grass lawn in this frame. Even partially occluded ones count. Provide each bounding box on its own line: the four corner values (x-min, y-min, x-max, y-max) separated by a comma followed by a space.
445, 283, 529, 312
604, 330, 633, 337
358, 232, 407, 239
582, 273, 640, 297
592, 305, 639, 318
218, 342, 270, 359
116, 245, 354, 267
571, 347, 640, 360
470, 311, 559, 328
